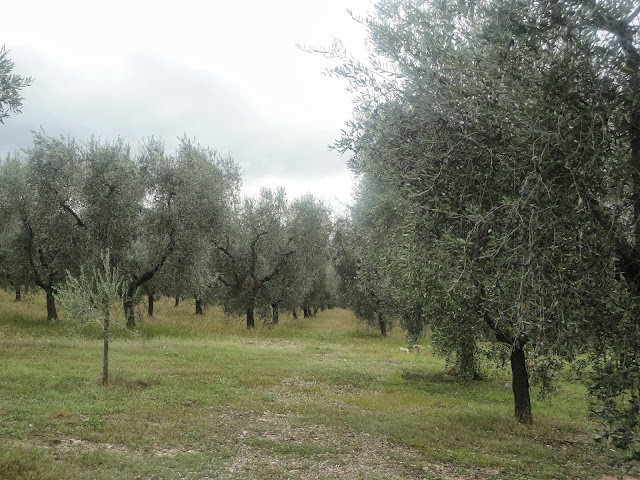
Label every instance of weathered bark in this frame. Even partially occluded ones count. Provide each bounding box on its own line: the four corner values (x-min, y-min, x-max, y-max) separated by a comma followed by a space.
195, 298, 203, 315
174, 296, 180, 307
510, 342, 532, 424
124, 297, 135, 329
482, 305, 531, 421
46, 289, 58, 321
378, 313, 387, 336
15, 286, 21, 301
147, 294, 154, 317
271, 302, 279, 325
246, 308, 255, 329
103, 310, 110, 386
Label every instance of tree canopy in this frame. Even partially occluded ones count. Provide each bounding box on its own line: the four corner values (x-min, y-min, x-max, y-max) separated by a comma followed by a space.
324, 0, 640, 442
0, 45, 32, 123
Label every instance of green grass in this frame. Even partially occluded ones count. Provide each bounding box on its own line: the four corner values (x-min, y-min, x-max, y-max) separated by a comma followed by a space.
0, 289, 634, 479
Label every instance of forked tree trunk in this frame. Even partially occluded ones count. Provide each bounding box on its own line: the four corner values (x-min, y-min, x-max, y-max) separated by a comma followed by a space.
15, 286, 21, 301
46, 289, 58, 321
246, 308, 255, 329
103, 309, 110, 386
378, 313, 387, 336
271, 302, 279, 325
195, 298, 203, 315
147, 294, 154, 317
510, 343, 532, 424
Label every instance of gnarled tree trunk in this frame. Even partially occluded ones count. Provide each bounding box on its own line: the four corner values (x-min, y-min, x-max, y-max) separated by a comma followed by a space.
246, 308, 255, 329
124, 297, 135, 329
46, 289, 58, 321
378, 313, 387, 336
147, 294, 154, 317
510, 342, 532, 424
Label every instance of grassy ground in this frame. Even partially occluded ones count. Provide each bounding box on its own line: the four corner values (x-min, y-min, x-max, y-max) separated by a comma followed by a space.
0, 290, 635, 479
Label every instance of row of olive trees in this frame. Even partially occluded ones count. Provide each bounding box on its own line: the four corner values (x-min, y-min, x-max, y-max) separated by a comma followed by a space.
325, 0, 640, 450
210, 188, 335, 328
0, 133, 336, 329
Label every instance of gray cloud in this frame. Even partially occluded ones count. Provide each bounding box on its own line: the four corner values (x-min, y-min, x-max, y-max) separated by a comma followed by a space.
0, 49, 350, 185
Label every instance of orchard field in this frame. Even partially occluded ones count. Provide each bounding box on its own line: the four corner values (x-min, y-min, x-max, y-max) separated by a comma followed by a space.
0, 290, 630, 480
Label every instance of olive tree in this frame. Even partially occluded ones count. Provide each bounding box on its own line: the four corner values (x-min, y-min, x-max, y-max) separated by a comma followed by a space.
324, 0, 629, 425
56, 250, 124, 386
0, 135, 89, 321
213, 188, 295, 328
78, 136, 240, 328
280, 194, 332, 318
0, 134, 240, 326
332, 211, 397, 337
0, 45, 32, 123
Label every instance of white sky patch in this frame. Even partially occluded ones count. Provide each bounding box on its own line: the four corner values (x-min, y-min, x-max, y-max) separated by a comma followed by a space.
0, 0, 372, 214
242, 169, 355, 217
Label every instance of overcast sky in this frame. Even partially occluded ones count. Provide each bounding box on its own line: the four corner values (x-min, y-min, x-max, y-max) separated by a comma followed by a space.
0, 0, 374, 215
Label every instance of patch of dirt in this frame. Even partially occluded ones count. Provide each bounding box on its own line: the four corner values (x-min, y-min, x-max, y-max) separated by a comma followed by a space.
212, 407, 501, 480
269, 376, 378, 406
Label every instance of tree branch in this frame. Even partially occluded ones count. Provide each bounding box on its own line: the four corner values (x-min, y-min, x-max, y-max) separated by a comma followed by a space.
625, 4, 640, 24
60, 202, 86, 228
260, 250, 295, 286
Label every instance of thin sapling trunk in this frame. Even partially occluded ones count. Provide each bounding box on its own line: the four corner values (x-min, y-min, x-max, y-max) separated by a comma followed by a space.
103, 307, 110, 386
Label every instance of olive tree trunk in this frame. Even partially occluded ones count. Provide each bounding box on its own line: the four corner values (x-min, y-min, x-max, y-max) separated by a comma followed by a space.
147, 294, 154, 317
246, 308, 255, 329
103, 309, 110, 386
124, 297, 135, 329
46, 289, 58, 321
378, 313, 387, 336
510, 343, 532, 424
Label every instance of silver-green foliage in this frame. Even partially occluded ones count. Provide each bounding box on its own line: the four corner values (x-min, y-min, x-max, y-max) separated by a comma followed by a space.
56, 251, 123, 330
327, 0, 640, 427
0, 45, 32, 123
56, 250, 124, 385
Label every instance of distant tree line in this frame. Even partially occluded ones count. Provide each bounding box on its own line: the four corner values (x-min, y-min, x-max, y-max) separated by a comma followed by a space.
0, 133, 339, 329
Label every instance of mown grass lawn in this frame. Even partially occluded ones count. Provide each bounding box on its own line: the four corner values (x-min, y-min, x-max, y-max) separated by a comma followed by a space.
0, 290, 634, 479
